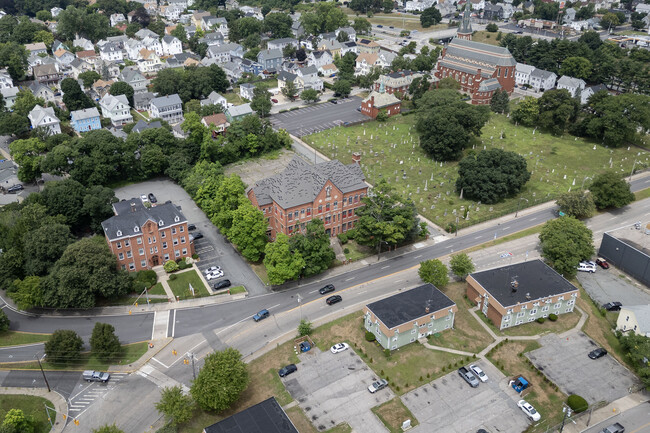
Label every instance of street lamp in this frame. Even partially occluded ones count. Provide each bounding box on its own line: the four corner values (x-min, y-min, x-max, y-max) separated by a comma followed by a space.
558, 405, 573, 433
581, 176, 592, 190
297, 294, 302, 321
515, 197, 529, 218
629, 160, 637, 182
377, 240, 389, 261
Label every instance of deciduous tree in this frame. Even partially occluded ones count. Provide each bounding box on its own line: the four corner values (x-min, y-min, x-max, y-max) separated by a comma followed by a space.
449, 253, 475, 281
227, 201, 267, 262
110, 81, 134, 107
91, 425, 125, 433
264, 234, 305, 285
539, 217, 594, 277
79, 71, 101, 88
589, 172, 634, 210
90, 322, 122, 361
418, 259, 449, 287
556, 191, 596, 219
421, 6, 442, 27
281, 80, 298, 101
44, 329, 83, 364
301, 89, 319, 103
9, 138, 47, 183
155, 386, 195, 426
559, 56, 592, 81
22, 223, 74, 276
250, 85, 272, 117
8, 276, 43, 310
490, 89, 510, 114
333, 79, 351, 97
511, 96, 539, 126
190, 348, 248, 412
0, 308, 9, 332
289, 219, 335, 277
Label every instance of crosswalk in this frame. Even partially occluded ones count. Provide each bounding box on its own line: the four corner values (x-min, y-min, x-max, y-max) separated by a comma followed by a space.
67, 373, 128, 416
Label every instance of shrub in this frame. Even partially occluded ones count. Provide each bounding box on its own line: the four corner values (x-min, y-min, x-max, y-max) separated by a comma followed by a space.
343, 248, 350, 254
163, 260, 179, 273
338, 233, 349, 244
396, 386, 401, 391
298, 319, 313, 336
380, 370, 384, 375
346, 228, 357, 240
365, 331, 376, 342
537, 317, 545, 323
192, 253, 198, 259
567, 395, 588, 413
384, 349, 390, 358
369, 357, 373, 363
549, 313, 558, 321
385, 376, 389, 382
169, 274, 177, 281
178, 260, 189, 270
427, 372, 430, 378
442, 366, 446, 372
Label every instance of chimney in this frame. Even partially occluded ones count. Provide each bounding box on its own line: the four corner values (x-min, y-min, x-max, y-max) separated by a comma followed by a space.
131, 202, 137, 212
525, 292, 531, 300
351, 152, 361, 164
425, 306, 430, 314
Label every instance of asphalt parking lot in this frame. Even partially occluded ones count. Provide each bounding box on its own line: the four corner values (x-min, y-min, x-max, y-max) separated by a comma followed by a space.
282, 348, 393, 433
577, 270, 650, 307
402, 361, 530, 433
527, 332, 640, 404
269, 96, 371, 137
114, 179, 266, 296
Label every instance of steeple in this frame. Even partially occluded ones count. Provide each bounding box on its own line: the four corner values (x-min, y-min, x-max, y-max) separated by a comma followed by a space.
458, 2, 473, 41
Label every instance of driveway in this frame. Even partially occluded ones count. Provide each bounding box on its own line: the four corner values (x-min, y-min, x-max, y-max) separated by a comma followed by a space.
527, 332, 639, 405
114, 179, 266, 296
282, 348, 393, 433
269, 96, 370, 137
577, 270, 650, 308
403, 360, 530, 433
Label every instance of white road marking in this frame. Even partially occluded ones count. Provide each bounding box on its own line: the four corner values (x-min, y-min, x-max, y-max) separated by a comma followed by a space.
309, 290, 317, 294
502, 226, 511, 230
381, 265, 390, 269
474, 235, 482, 239
445, 245, 453, 249
150, 357, 169, 369
530, 217, 537, 221
345, 277, 355, 281
395, 280, 403, 283
415, 255, 422, 259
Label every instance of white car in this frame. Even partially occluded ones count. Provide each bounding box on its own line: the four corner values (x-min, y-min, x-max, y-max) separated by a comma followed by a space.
469, 364, 488, 382
140, 194, 149, 202
205, 270, 224, 280
204, 266, 222, 275
518, 400, 541, 422
577, 262, 596, 273
330, 343, 349, 354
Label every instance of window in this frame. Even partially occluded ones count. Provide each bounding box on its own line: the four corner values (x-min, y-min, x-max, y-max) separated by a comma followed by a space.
116, 242, 122, 249
343, 210, 347, 218
354, 194, 359, 203
392, 336, 398, 342
411, 329, 416, 334
180, 226, 184, 232
326, 203, 330, 212
530, 309, 537, 315
161, 232, 166, 238
503, 315, 510, 322
410, 337, 416, 342
118, 253, 124, 260
505, 68, 509, 78
121, 264, 126, 270
150, 248, 154, 254
137, 237, 142, 245
125, 240, 130, 247
326, 186, 331, 198
516, 320, 523, 325
163, 242, 167, 249
554, 303, 561, 309
141, 260, 146, 267
517, 312, 525, 318
182, 248, 187, 255
127, 251, 133, 258
171, 228, 177, 234
301, 209, 305, 215
148, 237, 152, 244
288, 213, 293, 221
175, 250, 180, 257
181, 236, 185, 244
528, 317, 535, 322
318, 205, 322, 213
129, 263, 135, 270
542, 306, 549, 312
173, 238, 178, 246
325, 216, 331, 224
334, 201, 338, 209
164, 254, 170, 261
567, 300, 574, 306
306, 208, 311, 216
139, 248, 144, 255
348, 197, 353, 205
446, 315, 451, 321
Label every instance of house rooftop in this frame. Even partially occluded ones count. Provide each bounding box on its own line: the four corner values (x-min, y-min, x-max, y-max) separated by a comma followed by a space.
102, 200, 188, 240
366, 284, 456, 329
204, 397, 297, 433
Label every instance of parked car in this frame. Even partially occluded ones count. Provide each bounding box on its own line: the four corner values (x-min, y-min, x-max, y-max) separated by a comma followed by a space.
213, 279, 231, 290
596, 258, 610, 269
577, 262, 596, 273
206, 270, 224, 280
187, 223, 196, 231
253, 309, 270, 321
600, 423, 625, 433
278, 364, 297, 377
602, 302, 622, 311
588, 348, 608, 359
191, 232, 203, 240
319, 284, 335, 295
6, 184, 23, 193
82, 370, 110, 382
367, 379, 388, 393
148, 193, 157, 203
517, 400, 541, 421
458, 366, 479, 388
204, 266, 222, 274
469, 364, 488, 382
330, 342, 349, 354
377, 24, 383, 28
326, 295, 342, 305
140, 194, 149, 202
271, 98, 278, 103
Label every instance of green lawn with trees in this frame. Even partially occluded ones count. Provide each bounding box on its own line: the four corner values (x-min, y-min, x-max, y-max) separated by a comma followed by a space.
167, 270, 210, 300
0, 395, 54, 433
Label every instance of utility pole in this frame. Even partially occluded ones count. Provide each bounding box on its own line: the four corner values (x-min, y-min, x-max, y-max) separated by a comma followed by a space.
36, 354, 51, 392
559, 406, 572, 433
190, 353, 196, 380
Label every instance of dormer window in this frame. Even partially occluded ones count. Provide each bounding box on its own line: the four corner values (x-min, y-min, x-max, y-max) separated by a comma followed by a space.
326, 186, 331, 198
116, 230, 122, 236
158, 220, 164, 226
174, 216, 180, 222
134, 226, 140, 232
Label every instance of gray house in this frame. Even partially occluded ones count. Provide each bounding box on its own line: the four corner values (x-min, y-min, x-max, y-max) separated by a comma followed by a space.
118, 68, 149, 94
134, 91, 155, 111
149, 94, 183, 124
257, 49, 283, 72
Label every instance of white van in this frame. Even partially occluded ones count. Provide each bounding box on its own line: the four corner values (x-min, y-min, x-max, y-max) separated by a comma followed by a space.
577, 262, 596, 273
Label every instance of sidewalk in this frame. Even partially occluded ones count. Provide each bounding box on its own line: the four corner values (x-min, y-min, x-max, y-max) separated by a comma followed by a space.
563, 392, 649, 433
0, 387, 67, 433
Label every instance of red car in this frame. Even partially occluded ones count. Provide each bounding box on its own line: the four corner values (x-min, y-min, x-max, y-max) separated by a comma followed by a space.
271, 98, 278, 103
596, 258, 610, 269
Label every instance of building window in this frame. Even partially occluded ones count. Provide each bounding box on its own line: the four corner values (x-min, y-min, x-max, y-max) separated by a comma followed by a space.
554, 303, 561, 309
288, 213, 293, 221
129, 263, 135, 270
175, 250, 180, 257
528, 317, 535, 322
137, 237, 142, 244
173, 238, 178, 246
181, 236, 186, 244
505, 68, 509, 78
139, 248, 144, 255
326, 186, 331, 198
148, 237, 152, 244
182, 248, 187, 255
164, 253, 170, 261
306, 208, 311, 216
118, 253, 124, 260
334, 201, 338, 209
141, 260, 146, 267
318, 205, 322, 213
354, 194, 359, 203
172, 228, 177, 234
326, 203, 330, 212
530, 309, 537, 315
567, 300, 574, 306
180, 226, 184, 232
503, 315, 510, 322
161, 232, 166, 238
116, 242, 122, 249
121, 264, 126, 270
542, 306, 549, 312
517, 312, 525, 318
150, 248, 155, 254
343, 210, 347, 218
125, 240, 130, 246
127, 251, 132, 258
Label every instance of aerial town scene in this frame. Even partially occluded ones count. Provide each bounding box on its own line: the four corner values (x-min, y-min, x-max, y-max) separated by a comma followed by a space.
0, 0, 648, 432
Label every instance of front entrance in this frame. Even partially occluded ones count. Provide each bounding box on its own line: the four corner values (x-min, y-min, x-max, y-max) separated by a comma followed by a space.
151, 255, 159, 267
325, 228, 331, 236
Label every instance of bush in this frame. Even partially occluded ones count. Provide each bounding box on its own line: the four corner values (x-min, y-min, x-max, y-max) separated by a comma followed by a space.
192, 253, 198, 259
549, 313, 558, 321
365, 331, 376, 342
169, 274, 177, 281
178, 260, 190, 270
486, 23, 498, 32
44, 329, 83, 364
338, 233, 349, 244
384, 349, 390, 358
163, 260, 179, 273
297, 319, 313, 336
567, 395, 588, 413
536, 317, 545, 323
0, 309, 9, 332
343, 247, 350, 254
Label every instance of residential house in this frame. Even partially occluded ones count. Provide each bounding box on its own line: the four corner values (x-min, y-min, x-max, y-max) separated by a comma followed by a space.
95, 60, 121, 80
355, 53, 382, 76
200, 91, 228, 109
320, 32, 337, 42
73, 36, 94, 51
161, 35, 183, 56
308, 50, 333, 69
142, 36, 163, 57
70, 107, 101, 132
240, 6, 263, 20
278, 71, 301, 92
222, 61, 243, 82
101, 198, 194, 271
110, 13, 127, 27
318, 40, 342, 58
515, 63, 535, 86
617, 305, 650, 337
33, 63, 61, 85
126, 38, 146, 60
25, 42, 47, 56
54, 49, 75, 68
0, 87, 19, 109
239, 83, 255, 100
203, 397, 298, 433
207, 43, 244, 63
192, 10, 212, 29
76, 50, 98, 62
364, 283, 457, 350
202, 113, 229, 136
91, 79, 115, 100
137, 49, 162, 74
99, 93, 133, 126
132, 119, 162, 133
0, 69, 13, 88
52, 40, 68, 53
69, 58, 93, 79
563, 7, 576, 23
356, 38, 380, 54
529, 68, 557, 91
291, 21, 304, 38
341, 41, 358, 56
483, 3, 503, 19
246, 155, 368, 240
135, 28, 159, 40
118, 68, 149, 94
29, 82, 55, 103
268, 38, 299, 51
361, 90, 401, 118
298, 74, 323, 92
134, 91, 155, 111
28, 105, 61, 135
470, 0, 486, 9
51, 6, 63, 17
319, 63, 338, 77
150, 94, 184, 124
240, 58, 264, 76
199, 31, 225, 47
581, 84, 609, 105
257, 49, 283, 72
165, 5, 184, 21
466, 259, 579, 330
225, 103, 253, 122
373, 71, 423, 95
336, 26, 356, 41
201, 16, 228, 38
556, 75, 586, 97
100, 42, 124, 63
300, 35, 318, 51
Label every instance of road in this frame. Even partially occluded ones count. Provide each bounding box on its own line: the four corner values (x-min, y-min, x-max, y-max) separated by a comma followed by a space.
584, 402, 650, 433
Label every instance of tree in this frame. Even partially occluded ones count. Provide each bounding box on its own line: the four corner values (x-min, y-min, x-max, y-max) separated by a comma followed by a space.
559, 56, 592, 81
90, 322, 122, 361
250, 85, 272, 117
352, 17, 372, 34
589, 172, 634, 210
511, 96, 539, 126
301, 89, 319, 103
9, 138, 47, 183
57, 6, 110, 41
132, 7, 151, 28
61, 78, 94, 111
537, 89, 580, 135
556, 191, 596, 219
490, 89, 510, 114
44, 329, 83, 364
539, 217, 594, 277
110, 81, 134, 107
383, 0, 394, 13
22, 223, 74, 276
300, 3, 349, 35
450, 253, 475, 281
9, 276, 43, 310
281, 80, 298, 101
229, 17, 262, 42
91, 425, 125, 433
227, 201, 268, 262
600, 12, 620, 30
156, 386, 195, 426
578, 93, 650, 147
295, 48, 307, 62
438, 77, 460, 90
33, 30, 54, 48
79, 71, 101, 88
456, 149, 531, 204
190, 347, 248, 412
333, 79, 351, 97
336, 31, 350, 43
420, 6, 442, 27
263, 13, 293, 38
171, 24, 187, 43
264, 234, 305, 285
619, 332, 650, 388
298, 319, 313, 336
0, 309, 8, 332
2, 409, 33, 433
418, 259, 449, 288
486, 23, 499, 32
289, 219, 335, 278
41, 179, 87, 229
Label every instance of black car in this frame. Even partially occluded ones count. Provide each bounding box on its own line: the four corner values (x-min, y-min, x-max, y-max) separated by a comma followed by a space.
326, 295, 342, 305
7, 184, 23, 193
191, 232, 203, 240
603, 302, 622, 311
187, 224, 196, 231
588, 348, 608, 359
319, 284, 335, 295
278, 364, 297, 377
148, 193, 157, 203
214, 279, 231, 290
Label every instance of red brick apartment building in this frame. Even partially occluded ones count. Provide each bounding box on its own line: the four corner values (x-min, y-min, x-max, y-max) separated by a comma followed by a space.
246, 156, 368, 240
101, 198, 195, 271
361, 91, 401, 119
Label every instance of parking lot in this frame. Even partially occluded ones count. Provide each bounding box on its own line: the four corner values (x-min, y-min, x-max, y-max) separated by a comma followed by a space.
527, 332, 639, 404
114, 179, 266, 296
269, 96, 370, 137
402, 361, 530, 433
282, 348, 393, 433
577, 270, 650, 307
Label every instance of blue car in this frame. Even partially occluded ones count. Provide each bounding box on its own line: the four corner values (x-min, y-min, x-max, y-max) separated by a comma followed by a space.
253, 309, 270, 322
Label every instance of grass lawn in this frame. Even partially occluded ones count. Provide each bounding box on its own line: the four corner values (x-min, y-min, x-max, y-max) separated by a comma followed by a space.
306, 113, 647, 230
342, 240, 373, 262
131, 109, 150, 121
635, 188, 650, 201
224, 91, 247, 105
168, 269, 210, 300
0, 331, 50, 347
97, 295, 170, 306
371, 397, 419, 433
462, 228, 542, 256
311, 311, 468, 395
250, 262, 271, 285
487, 340, 567, 433
470, 30, 502, 45
228, 285, 246, 295
476, 307, 581, 337
0, 394, 54, 433
285, 406, 352, 433
148, 282, 166, 295
427, 283, 494, 353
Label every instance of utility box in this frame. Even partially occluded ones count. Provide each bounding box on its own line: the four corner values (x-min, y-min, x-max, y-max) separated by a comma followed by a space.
511, 377, 529, 393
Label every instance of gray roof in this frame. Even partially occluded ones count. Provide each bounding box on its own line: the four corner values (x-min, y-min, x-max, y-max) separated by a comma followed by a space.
530, 68, 555, 79
71, 107, 100, 121
366, 284, 456, 329
557, 75, 585, 88
0, 87, 19, 98
248, 156, 366, 209
162, 35, 178, 44
0, 159, 17, 183
470, 259, 578, 308
101, 94, 130, 110
446, 38, 516, 67
102, 200, 188, 241
134, 91, 154, 107
204, 397, 297, 433
622, 305, 650, 333
227, 103, 253, 117
278, 71, 297, 83
135, 28, 159, 40
269, 37, 298, 45
119, 68, 145, 83
478, 77, 502, 92
299, 65, 318, 76
132, 119, 163, 133
29, 105, 59, 126
258, 49, 283, 61
151, 94, 182, 109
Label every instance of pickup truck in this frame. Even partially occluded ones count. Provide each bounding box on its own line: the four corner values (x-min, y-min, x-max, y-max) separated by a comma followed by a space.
601, 423, 625, 433
458, 366, 479, 388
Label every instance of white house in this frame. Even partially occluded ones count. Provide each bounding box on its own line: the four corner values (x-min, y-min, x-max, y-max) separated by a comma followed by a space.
118, 68, 149, 94
28, 105, 61, 135
73, 36, 94, 51
54, 49, 76, 67
355, 53, 382, 76
470, 0, 486, 10
162, 35, 183, 56
137, 49, 162, 74
200, 91, 228, 109
308, 50, 333, 69
165, 5, 184, 21
135, 28, 159, 40
150, 94, 184, 124
581, 84, 608, 105
529, 68, 557, 91
515, 63, 535, 86
125, 38, 145, 60
617, 305, 650, 337
99, 94, 133, 126
267, 38, 299, 51
99, 42, 124, 63
1, 87, 19, 110
29, 82, 55, 103
0, 69, 13, 89
341, 41, 358, 56
557, 75, 586, 97
110, 13, 127, 27
239, 83, 255, 101
142, 36, 163, 56
336, 26, 356, 41
51, 6, 63, 17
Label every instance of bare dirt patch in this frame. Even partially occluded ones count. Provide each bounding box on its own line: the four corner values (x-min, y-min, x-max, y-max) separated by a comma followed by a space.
224, 148, 297, 187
